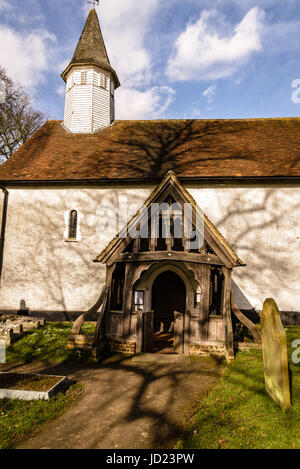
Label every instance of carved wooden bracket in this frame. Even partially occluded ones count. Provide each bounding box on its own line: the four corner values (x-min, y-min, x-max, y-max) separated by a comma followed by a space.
71, 286, 106, 335
231, 293, 261, 344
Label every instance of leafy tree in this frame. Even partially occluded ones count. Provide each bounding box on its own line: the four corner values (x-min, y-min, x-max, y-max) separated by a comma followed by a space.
0, 67, 46, 163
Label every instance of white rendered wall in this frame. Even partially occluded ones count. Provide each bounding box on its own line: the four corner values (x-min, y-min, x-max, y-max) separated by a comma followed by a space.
0, 186, 149, 313
188, 184, 300, 312
0, 183, 300, 314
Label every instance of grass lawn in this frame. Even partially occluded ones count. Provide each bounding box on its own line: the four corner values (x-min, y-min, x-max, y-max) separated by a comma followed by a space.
0, 384, 83, 449
6, 322, 96, 364
176, 326, 300, 449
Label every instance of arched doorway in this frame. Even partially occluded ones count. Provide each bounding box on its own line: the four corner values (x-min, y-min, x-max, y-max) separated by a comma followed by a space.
151, 270, 186, 352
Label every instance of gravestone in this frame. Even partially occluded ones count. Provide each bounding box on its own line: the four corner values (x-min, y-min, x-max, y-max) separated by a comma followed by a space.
261, 298, 291, 410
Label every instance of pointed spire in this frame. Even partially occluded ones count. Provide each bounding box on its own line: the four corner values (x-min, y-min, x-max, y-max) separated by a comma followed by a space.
61, 9, 120, 88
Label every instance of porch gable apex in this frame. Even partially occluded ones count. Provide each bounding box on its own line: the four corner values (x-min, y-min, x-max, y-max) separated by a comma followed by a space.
94, 171, 244, 268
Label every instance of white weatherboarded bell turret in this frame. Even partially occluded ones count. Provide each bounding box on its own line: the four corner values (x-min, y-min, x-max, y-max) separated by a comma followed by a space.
61, 8, 120, 133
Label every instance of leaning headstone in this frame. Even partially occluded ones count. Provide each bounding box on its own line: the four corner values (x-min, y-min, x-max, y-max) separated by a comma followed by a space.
261, 298, 291, 410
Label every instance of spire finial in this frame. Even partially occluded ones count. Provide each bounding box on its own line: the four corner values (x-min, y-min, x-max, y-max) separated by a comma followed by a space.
88, 0, 99, 8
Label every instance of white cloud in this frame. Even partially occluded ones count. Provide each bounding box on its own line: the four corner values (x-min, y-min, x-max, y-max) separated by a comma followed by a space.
202, 84, 217, 104
81, 1, 175, 120
115, 86, 175, 120
0, 0, 11, 10
0, 25, 56, 90
166, 7, 264, 82
55, 59, 69, 75
84, 0, 159, 86
185, 104, 203, 119
56, 84, 65, 96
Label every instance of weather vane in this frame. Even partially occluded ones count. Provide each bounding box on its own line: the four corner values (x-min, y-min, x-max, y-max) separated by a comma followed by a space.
88, 0, 99, 8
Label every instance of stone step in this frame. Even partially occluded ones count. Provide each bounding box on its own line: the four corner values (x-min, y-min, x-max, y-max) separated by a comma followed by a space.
234, 341, 262, 350
131, 353, 191, 364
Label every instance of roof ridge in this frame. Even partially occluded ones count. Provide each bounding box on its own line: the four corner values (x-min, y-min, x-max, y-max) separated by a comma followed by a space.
114, 117, 300, 123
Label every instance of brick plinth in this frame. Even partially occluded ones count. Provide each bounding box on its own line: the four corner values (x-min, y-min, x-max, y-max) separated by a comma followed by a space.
189, 342, 226, 358
109, 339, 136, 354
67, 334, 94, 350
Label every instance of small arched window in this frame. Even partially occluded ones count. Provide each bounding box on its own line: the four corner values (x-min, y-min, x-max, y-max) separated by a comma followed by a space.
68, 210, 78, 240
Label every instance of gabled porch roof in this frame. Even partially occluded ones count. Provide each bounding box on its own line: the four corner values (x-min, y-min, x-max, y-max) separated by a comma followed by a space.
94, 171, 244, 269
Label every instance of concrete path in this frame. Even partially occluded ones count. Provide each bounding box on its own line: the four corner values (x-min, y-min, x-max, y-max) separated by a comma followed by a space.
1, 354, 225, 449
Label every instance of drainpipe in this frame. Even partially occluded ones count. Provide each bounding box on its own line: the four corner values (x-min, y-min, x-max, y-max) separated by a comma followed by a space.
0, 187, 8, 285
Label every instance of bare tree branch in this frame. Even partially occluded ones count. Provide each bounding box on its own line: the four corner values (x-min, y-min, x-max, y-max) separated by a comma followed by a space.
0, 67, 46, 163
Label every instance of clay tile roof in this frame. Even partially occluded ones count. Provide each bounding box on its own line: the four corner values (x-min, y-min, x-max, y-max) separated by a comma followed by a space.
61, 9, 120, 88
1, 118, 300, 183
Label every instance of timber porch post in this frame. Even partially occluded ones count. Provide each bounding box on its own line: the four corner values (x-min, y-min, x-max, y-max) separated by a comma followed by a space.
123, 263, 135, 339
222, 267, 234, 362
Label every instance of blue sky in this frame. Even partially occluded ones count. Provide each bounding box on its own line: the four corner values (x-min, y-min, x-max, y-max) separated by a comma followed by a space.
1, 0, 300, 120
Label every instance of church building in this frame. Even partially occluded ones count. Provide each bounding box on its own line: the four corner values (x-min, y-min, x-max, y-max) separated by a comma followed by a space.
0, 9, 299, 359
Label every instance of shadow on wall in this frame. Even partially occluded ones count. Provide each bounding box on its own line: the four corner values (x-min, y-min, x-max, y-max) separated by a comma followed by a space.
3, 188, 147, 319
213, 189, 300, 317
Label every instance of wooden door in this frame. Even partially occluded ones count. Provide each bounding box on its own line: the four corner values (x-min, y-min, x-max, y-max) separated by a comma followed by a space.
152, 271, 186, 333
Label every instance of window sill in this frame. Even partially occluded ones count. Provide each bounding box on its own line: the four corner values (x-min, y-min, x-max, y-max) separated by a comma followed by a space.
64, 239, 80, 243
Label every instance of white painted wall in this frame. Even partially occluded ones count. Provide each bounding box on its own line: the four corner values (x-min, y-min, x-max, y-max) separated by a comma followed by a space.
188, 184, 300, 312
0, 186, 148, 313
0, 183, 299, 314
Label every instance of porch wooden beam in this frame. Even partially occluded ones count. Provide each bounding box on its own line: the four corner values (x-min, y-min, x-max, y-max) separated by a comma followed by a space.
92, 264, 116, 346
133, 237, 139, 253
122, 263, 135, 338
115, 251, 225, 266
